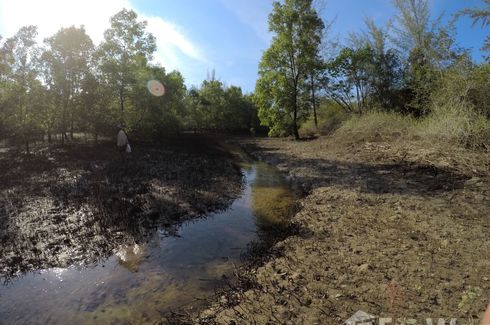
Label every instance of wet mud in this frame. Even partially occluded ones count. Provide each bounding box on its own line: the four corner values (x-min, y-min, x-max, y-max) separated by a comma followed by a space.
0, 137, 242, 281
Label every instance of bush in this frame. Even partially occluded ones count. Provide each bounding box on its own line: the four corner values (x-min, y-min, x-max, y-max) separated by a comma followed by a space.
301, 101, 348, 137
467, 64, 490, 119
421, 63, 490, 149
331, 107, 489, 150
333, 110, 415, 141
329, 61, 490, 150
418, 103, 490, 149
131, 111, 183, 142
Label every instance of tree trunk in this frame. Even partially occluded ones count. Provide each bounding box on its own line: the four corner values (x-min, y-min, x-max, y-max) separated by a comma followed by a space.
313, 100, 318, 129
61, 101, 67, 146
119, 88, 124, 117
311, 74, 318, 129
70, 114, 74, 140
48, 131, 52, 144
25, 139, 29, 154
292, 107, 300, 140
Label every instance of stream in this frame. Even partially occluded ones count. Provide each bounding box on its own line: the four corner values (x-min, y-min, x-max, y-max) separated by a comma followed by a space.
0, 151, 296, 324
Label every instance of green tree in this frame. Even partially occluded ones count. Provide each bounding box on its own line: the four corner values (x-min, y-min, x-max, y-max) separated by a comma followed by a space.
223, 86, 256, 132
390, 0, 434, 54
361, 18, 405, 111
131, 65, 186, 138
458, 0, 490, 27
78, 70, 113, 143
390, 0, 450, 115
0, 34, 8, 139
325, 47, 373, 114
183, 87, 205, 131
42, 26, 94, 143
97, 9, 156, 122
198, 79, 226, 130
457, 0, 490, 60
255, 0, 324, 139
2, 26, 40, 152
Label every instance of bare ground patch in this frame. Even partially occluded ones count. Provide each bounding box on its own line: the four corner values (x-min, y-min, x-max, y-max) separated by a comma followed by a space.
197, 136, 490, 324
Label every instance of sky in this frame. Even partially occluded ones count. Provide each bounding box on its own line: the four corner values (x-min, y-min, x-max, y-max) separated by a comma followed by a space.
0, 0, 487, 93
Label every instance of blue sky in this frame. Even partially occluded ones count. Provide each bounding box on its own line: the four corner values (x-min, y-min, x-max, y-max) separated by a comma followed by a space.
0, 0, 488, 92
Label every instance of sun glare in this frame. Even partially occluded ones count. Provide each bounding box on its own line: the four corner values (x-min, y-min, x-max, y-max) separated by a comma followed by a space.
0, 0, 206, 78
0, 0, 130, 43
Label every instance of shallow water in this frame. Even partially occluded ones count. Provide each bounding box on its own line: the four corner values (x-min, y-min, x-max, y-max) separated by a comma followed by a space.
0, 154, 296, 324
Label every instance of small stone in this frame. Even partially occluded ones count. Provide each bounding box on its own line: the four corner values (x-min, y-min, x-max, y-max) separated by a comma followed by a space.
357, 263, 370, 273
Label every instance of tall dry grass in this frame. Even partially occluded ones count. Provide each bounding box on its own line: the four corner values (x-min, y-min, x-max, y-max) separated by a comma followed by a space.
329, 64, 490, 150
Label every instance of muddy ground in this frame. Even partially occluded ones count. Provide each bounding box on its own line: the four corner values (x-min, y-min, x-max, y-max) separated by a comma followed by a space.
0, 136, 242, 281
198, 136, 490, 324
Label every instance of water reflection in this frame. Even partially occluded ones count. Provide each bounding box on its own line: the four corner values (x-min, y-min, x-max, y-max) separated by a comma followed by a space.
115, 244, 145, 273
0, 149, 296, 324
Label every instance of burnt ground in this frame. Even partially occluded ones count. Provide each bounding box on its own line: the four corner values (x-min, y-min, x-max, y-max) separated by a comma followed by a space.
197, 137, 490, 324
0, 136, 242, 281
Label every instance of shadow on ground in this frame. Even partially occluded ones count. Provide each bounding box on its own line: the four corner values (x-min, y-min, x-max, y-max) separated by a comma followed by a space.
241, 142, 468, 196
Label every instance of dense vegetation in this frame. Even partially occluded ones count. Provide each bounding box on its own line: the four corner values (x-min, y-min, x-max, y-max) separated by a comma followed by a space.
0, 9, 259, 152
257, 0, 489, 146
0, 0, 488, 152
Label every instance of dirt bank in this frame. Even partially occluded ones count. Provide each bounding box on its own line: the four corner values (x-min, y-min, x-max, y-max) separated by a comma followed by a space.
0, 137, 242, 281
198, 136, 490, 324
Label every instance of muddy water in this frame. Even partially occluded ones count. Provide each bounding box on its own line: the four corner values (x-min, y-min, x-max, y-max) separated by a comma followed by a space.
0, 153, 296, 324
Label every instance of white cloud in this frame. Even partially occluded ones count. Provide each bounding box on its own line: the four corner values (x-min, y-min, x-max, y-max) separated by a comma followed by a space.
143, 15, 208, 71
219, 0, 273, 44
0, 0, 207, 74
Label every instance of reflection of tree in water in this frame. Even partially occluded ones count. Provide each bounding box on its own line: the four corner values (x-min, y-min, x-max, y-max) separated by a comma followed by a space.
0, 140, 242, 281
250, 163, 296, 235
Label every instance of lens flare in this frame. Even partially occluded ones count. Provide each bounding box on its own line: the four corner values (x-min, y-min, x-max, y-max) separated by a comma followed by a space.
147, 80, 165, 97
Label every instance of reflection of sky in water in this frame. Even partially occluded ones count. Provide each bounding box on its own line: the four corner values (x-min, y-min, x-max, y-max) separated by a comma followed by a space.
0, 155, 296, 324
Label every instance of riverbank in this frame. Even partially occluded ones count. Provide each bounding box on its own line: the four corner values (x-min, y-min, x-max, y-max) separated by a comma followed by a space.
198, 136, 490, 324
0, 137, 242, 280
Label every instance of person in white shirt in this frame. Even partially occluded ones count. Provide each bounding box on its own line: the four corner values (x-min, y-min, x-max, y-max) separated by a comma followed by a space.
117, 124, 130, 153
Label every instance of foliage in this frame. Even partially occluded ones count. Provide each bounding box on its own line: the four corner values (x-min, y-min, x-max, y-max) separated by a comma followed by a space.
389, 0, 454, 115
390, 0, 434, 52
255, 0, 324, 139
182, 79, 258, 133
97, 9, 156, 122
457, 0, 490, 60
42, 26, 94, 143
1, 26, 41, 152
325, 46, 374, 114
301, 100, 348, 137
422, 60, 490, 148
333, 110, 415, 142
458, 0, 490, 27
0, 9, 259, 151
0, 2, 488, 150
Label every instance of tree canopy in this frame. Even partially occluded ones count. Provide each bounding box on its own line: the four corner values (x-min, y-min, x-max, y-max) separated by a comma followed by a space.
255, 0, 324, 139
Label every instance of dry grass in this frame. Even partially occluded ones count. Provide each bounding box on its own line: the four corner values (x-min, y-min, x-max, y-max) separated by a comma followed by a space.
332, 111, 415, 141
417, 103, 490, 149
330, 105, 490, 150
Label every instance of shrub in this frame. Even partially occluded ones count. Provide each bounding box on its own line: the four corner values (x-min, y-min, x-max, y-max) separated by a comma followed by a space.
418, 103, 490, 149
421, 63, 490, 149
301, 101, 348, 137
333, 110, 414, 141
